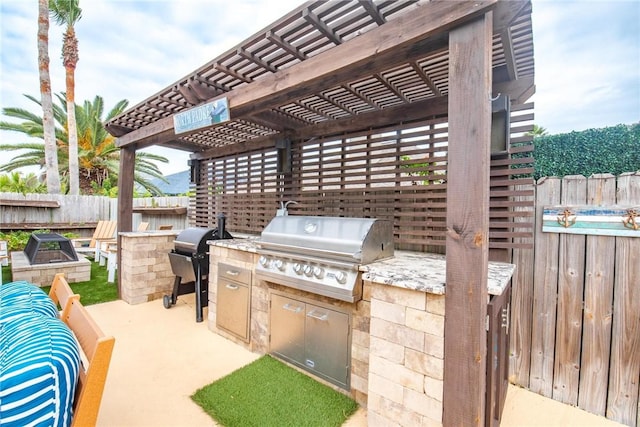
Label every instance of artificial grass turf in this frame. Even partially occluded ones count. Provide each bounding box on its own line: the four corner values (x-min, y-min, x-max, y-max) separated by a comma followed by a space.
36, 260, 119, 306
192, 355, 359, 427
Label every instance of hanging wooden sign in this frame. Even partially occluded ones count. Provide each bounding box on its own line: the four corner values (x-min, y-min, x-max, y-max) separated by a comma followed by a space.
542, 205, 640, 237
173, 97, 229, 134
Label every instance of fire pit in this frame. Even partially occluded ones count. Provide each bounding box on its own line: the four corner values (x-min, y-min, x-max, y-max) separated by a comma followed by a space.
11, 233, 90, 286
24, 233, 79, 264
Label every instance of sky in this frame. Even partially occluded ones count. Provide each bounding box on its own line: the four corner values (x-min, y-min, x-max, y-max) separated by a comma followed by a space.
0, 0, 638, 176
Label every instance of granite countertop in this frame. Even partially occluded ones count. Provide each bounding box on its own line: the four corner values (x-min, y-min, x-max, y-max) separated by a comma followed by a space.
208, 238, 515, 296
208, 234, 259, 253
119, 230, 178, 237
360, 251, 515, 296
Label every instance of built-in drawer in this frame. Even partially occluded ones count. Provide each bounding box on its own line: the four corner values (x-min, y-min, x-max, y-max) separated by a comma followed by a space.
218, 263, 251, 284
216, 263, 251, 342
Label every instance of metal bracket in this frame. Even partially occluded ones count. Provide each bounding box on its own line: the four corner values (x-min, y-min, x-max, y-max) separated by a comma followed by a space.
501, 303, 510, 335
622, 208, 639, 230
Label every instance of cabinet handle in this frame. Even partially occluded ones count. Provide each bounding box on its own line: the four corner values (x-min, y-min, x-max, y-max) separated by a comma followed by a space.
226, 270, 240, 276
306, 309, 328, 321
283, 303, 303, 313
225, 284, 239, 290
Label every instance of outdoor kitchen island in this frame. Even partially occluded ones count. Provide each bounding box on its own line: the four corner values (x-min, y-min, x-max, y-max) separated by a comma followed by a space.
207, 236, 515, 426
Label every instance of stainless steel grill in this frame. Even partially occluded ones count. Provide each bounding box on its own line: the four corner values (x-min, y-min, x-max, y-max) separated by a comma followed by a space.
165, 223, 232, 322
255, 216, 394, 302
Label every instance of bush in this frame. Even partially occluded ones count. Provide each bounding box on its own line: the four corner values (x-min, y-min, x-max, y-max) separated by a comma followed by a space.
534, 123, 640, 179
0, 230, 77, 251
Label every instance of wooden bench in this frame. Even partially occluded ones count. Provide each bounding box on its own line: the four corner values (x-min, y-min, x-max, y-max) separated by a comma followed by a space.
0, 199, 60, 208
48, 273, 80, 319
63, 298, 115, 427
48, 273, 116, 426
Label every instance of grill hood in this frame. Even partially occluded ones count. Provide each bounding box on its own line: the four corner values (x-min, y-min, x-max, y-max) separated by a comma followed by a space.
258, 216, 394, 264
173, 227, 233, 255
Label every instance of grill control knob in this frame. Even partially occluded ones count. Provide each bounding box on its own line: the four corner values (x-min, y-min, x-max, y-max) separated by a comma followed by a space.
335, 271, 348, 284
303, 264, 314, 277
258, 255, 270, 268
293, 263, 303, 274
274, 259, 286, 271
313, 266, 325, 279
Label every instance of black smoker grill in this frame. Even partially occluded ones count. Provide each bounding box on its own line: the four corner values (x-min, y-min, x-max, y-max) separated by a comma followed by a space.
164, 222, 232, 322
24, 233, 79, 264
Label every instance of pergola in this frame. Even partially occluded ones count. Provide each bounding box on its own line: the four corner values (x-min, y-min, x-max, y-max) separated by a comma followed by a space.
106, 0, 535, 424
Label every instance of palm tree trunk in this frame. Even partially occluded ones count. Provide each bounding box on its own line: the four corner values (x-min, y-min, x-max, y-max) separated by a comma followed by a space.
37, 0, 61, 194
66, 59, 80, 195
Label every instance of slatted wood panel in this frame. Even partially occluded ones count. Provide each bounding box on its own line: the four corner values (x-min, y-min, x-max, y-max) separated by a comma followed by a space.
192, 105, 535, 252
508, 183, 535, 387
512, 173, 640, 426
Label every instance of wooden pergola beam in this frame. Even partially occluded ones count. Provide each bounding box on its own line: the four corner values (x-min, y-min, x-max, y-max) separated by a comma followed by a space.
115, 1, 496, 149
190, 96, 449, 161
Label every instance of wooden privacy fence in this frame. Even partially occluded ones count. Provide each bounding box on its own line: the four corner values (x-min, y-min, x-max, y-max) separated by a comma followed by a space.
1, 194, 189, 232
0, 193, 111, 230
510, 173, 640, 426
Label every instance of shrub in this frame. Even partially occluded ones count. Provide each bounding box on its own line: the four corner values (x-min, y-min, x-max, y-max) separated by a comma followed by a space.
534, 123, 640, 179
0, 230, 77, 251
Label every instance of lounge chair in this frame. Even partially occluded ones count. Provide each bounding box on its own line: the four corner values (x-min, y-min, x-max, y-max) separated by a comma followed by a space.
72, 220, 117, 259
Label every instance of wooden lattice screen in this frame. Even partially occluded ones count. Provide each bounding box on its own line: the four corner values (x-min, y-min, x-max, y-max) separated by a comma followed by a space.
191, 103, 534, 252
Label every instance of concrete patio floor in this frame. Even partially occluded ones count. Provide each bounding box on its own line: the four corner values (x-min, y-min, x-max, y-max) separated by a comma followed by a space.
86, 294, 623, 427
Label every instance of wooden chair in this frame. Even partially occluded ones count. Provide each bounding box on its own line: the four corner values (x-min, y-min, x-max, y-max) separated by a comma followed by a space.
72, 220, 117, 258
63, 298, 115, 427
48, 273, 80, 320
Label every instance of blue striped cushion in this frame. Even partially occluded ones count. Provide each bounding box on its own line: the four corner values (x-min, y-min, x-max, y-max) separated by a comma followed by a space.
0, 312, 80, 426
0, 281, 59, 324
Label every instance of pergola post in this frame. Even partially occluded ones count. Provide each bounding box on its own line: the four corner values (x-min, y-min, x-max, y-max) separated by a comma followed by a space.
116, 145, 136, 298
444, 11, 493, 426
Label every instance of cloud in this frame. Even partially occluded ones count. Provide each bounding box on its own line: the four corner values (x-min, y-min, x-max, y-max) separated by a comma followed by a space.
531, 0, 640, 133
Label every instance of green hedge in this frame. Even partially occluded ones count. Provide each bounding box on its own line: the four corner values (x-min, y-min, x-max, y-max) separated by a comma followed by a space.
534, 123, 640, 179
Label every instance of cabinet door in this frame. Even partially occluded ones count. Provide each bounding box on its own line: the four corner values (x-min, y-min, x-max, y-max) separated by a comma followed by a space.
216, 278, 250, 340
270, 294, 305, 364
304, 305, 350, 388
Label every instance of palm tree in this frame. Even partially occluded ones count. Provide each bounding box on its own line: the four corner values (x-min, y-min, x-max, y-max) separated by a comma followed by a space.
37, 0, 62, 194
527, 124, 549, 137
0, 172, 47, 194
0, 93, 168, 195
49, 0, 82, 195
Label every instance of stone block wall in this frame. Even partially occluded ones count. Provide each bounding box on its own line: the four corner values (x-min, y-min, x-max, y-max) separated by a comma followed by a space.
350, 282, 371, 406
367, 281, 445, 426
119, 232, 176, 304
10, 251, 91, 286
